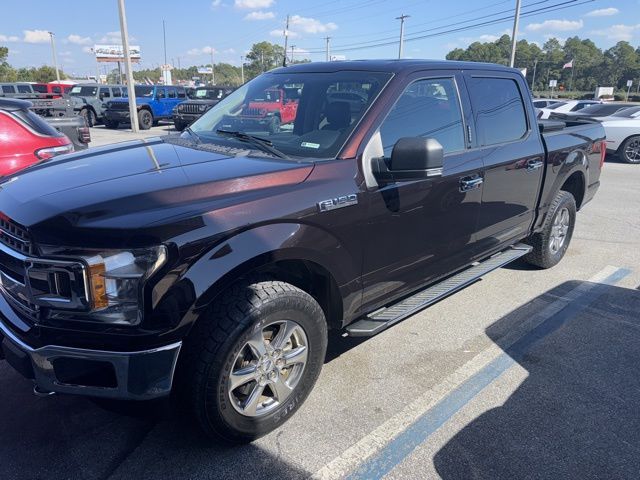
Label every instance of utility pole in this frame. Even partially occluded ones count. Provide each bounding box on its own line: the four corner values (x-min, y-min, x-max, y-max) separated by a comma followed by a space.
324, 36, 331, 61
509, 0, 522, 68
396, 14, 410, 59
531, 58, 538, 91
118, 0, 139, 132
290, 45, 295, 63
162, 19, 170, 85
282, 14, 290, 67
240, 55, 244, 84
48, 31, 61, 82
210, 48, 215, 85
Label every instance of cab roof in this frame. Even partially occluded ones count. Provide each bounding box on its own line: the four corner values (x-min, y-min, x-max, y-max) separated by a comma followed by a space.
271, 59, 519, 74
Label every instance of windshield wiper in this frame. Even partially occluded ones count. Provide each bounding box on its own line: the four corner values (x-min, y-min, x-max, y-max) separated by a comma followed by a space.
215, 129, 289, 159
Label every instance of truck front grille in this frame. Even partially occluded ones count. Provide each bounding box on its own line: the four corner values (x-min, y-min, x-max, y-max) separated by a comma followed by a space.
241, 107, 263, 117
0, 215, 34, 256
179, 103, 201, 114
109, 102, 130, 111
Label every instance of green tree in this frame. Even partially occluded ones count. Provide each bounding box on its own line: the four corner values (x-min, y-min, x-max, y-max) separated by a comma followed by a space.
245, 41, 285, 80
0, 46, 17, 82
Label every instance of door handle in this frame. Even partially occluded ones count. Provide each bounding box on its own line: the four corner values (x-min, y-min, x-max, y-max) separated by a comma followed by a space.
526, 159, 544, 171
459, 175, 483, 192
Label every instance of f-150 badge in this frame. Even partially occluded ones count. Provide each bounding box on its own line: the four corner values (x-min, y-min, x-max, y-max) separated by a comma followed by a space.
317, 194, 358, 212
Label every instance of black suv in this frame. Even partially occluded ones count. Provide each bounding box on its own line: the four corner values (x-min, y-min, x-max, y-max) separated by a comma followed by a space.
173, 86, 235, 131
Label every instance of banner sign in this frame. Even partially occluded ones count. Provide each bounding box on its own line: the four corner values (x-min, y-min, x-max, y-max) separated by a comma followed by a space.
93, 44, 141, 63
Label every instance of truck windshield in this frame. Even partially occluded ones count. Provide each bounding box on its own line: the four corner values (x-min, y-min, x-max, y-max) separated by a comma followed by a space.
195, 88, 224, 99
70, 86, 98, 96
611, 106, 640, 118
189, 70, 392, 159
547, 101, 567, 110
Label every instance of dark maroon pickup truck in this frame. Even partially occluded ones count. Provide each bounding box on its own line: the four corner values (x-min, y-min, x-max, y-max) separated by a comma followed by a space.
0, 60, 604, 442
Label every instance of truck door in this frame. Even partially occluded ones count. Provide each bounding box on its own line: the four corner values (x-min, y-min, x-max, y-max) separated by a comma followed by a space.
463, 72, 545, 251
155, 87, 167, 117
361, 72, 483, 311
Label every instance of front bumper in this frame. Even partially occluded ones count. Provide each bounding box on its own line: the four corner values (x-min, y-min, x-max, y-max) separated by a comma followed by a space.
104, 110, 131, 122
173, 112, 201, 124
0, 314, 181, 400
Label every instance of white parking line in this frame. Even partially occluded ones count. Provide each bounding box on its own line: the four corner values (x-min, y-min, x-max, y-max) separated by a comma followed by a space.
311, 265, 628, 480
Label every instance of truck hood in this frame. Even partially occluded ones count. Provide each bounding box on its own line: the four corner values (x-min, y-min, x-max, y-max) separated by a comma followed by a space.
0, 137, 313, 248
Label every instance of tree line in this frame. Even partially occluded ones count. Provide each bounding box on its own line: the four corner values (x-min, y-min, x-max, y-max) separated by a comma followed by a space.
446, 35, 640, 94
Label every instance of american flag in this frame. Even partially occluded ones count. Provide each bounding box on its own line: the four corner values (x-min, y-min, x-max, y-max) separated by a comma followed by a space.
563, 59, 573, 69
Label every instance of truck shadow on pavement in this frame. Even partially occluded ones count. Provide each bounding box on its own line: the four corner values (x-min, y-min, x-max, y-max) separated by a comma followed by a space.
434, 280, 640, 479
0, 371, 309, 479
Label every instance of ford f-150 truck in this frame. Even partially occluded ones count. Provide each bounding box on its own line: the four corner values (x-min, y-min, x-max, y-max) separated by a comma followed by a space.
0, 60, 604, 443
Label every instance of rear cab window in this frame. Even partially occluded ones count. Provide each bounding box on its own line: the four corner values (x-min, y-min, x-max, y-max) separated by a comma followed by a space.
12, 109, 63, 137
17, 84, 32, 94
467, 76, 528, 146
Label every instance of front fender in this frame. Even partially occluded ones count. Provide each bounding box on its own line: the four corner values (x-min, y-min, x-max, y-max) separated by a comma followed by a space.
158, 222, 361, 333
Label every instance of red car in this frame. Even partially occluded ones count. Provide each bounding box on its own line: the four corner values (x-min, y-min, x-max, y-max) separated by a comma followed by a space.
0, 98, 73, 177
32, 82, 74, 99
240, 88, 299, 132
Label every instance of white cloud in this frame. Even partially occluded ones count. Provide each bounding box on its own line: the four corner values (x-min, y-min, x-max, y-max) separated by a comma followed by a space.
584, 7, 619, 17
590, 24, 640, 42
290, 15, 337, 34
67, 34, 91, 45
478, 34, 500, 42
98, 31, 135, 43
23, 29, 51, 43
187, 45, 218, 56
244, 10, 275, 20
270, 28, 298, 38
526, 19, 583, 32
211, 0, 223, 6
234, 0, 273, 8
0, 34, 19, 42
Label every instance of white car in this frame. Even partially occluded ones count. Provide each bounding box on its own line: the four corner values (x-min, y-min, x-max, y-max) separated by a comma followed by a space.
532, 98, 558, 109
600, 107, 640, 163
538, 100, 600, 119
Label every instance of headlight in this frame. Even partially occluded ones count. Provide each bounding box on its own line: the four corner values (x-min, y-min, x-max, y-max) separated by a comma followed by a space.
198, 104, 207, 112
42, 245, 167, 325
177, 104, 184, 111
83, 246, 167, 324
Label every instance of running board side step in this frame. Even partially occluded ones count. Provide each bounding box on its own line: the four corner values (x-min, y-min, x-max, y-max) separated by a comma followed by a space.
346, 243, 532, 337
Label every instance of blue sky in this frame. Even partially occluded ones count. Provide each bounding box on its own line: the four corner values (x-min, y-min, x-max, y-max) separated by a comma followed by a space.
1, 0, 638, 78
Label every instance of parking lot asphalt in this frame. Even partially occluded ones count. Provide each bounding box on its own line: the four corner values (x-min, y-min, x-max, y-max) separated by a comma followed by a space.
1, 130, 640, 479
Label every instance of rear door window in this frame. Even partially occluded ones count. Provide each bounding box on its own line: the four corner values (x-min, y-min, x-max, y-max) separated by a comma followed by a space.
467, 77, 528, 146
17, 84, 32, 93
379, 77, 466, 157
2, 85, 15, 93
112, 87, 122, 97
167, 87, 176, 99
177, 88, 186, 98
99, 87, 110, 99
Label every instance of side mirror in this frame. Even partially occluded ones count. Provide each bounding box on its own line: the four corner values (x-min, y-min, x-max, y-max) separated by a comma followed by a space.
372, 137, 444, 183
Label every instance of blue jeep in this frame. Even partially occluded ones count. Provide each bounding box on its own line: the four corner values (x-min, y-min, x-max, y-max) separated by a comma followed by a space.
104, 85, 187, 130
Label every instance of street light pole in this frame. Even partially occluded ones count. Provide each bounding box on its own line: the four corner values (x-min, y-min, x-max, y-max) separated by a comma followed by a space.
324, 36, 331, 61
509, 0, 522, 68
531, 58, 538, 91
282, 14, 290, 67
240, 56, 244, 84
118, 0, 139, 132
48, 32, 61, 82
290, 45, 295, 63
396, 14, 410, 59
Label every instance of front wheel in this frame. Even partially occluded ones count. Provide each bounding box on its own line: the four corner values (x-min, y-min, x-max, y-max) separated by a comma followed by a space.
104, 119, 119, 129
80, 108, 96, 127
174, 120, 187, 131
524, 190, 576, 269
620, 135, 640, 164
179, 279, 327, 443
138, 109, 153, 130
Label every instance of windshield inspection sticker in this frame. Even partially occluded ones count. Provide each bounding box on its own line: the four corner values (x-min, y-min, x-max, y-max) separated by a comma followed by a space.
301, 142, 320, 149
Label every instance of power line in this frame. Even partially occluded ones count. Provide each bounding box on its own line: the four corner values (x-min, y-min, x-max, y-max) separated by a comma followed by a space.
302, 0, 591, 54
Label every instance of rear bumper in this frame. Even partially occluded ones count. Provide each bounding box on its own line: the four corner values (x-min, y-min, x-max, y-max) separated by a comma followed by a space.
0, 317, 181, 400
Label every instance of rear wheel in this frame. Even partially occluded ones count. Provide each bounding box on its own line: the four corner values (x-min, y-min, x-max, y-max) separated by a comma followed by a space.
104, 119, 119, 129
174, 120, 187, 131
620, 135, 640, 164
179, 279, 327, 443
524, 190, 576, 269
138, 109, 153, 130
269, 115, 281, 134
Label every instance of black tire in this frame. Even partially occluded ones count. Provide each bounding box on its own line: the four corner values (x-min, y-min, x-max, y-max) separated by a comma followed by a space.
81, 108, 96, 127
174, 120, 187, 131
524, 190, 576, 269
104, 119, 119, 129
178, 279, 327, 443
138, 109, 153, 130
619, 135, 640, 164
269, 115, 281, 134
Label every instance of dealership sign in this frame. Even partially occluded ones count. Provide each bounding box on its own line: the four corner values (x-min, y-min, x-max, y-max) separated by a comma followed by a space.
93, 44, 141, 63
